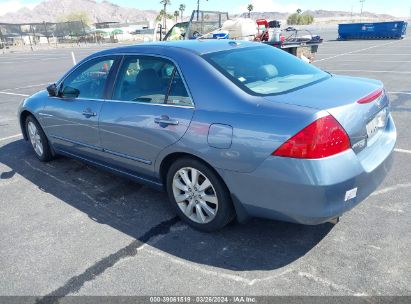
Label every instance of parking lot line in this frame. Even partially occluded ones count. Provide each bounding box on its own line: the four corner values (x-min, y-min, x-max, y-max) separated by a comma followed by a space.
371, 182, 411, 196
143, 245, 295, 286
0, 134, 22, 142
388, 91, 411, 95
319, 53, 411, 56
347, 53, 411, 56
0, 57, 64, 63
394, 148, 411, 154
319, 60, 411, 63
327, 70, 411, 74
316, 40, 403, 62
0, 91, 29, 97
297, 271, 359, 294
36, 216, 180, 302
3, 83, 50, 91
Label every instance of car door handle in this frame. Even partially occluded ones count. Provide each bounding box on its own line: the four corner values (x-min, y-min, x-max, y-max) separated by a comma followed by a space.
82, 111, 97, 117
154, 117, 179, 125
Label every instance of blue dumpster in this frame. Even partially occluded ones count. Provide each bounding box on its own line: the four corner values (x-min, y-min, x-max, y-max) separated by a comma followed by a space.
338, 21, 407, 40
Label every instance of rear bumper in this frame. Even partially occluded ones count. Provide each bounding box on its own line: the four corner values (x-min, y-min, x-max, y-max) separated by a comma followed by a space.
221, 115, 396, 225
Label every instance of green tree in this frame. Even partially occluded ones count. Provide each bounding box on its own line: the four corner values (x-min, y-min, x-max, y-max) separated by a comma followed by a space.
160, 0, 171, 30
58, 11, 92, 26
287, 13, 298, 25
156, 9, 165, 22
174, 10, 179, 22
179, 4, 186, 21
287, 11, 314, 25
247, 4, 254, 18
296, 8, 302, 14
156, 10, 173, 23
306, 15, 314, 24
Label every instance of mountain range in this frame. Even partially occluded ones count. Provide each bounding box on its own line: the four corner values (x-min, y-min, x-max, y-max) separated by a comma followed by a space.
0, 0, 157, 24
0, 0, 397, 24
238, 10, 397, 22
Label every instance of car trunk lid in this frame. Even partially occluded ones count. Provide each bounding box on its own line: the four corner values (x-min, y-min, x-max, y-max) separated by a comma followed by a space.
263, 75, 390, 153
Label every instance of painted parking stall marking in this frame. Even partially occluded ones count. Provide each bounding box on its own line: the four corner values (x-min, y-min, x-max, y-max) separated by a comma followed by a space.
394, 148, 411, 154
0, 91, 29, 97
389, 91, 411, 95
325, 70, 411, 74
2, 83, 50, 91
316, 39, 405, 62
0, 134, 22, 142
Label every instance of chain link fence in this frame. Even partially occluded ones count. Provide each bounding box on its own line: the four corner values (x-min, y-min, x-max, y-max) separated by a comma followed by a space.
0, 21, 92, 50
0, 20, 156, 52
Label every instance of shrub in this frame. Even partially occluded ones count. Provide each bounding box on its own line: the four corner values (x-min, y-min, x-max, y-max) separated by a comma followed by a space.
287, 13, 314, 25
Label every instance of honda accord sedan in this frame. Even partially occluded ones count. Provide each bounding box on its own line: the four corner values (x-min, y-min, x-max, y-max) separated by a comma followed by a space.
18, 40, 396, 231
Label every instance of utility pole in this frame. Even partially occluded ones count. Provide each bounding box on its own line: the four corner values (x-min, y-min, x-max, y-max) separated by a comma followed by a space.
0, 27, 4, 53
359, 0, 365, 22
197, 0, 208, 21
350, 4, 353, 22
43, 21, 50, 45
31, 24, 36, 47
81, 19, 87, 45
28, 25, 34, 51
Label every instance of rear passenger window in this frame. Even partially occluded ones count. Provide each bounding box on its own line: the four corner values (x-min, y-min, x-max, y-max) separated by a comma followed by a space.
112, 55, 192, 107
166, 70, 192, 107
113, 56, 171, 104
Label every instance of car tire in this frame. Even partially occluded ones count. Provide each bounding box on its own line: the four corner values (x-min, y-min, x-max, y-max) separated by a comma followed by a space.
166, 157, 235, 232
25, 115, 53, 162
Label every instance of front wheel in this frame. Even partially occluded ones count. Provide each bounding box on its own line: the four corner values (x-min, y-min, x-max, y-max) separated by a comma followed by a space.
166, 158, 235, 232
25, 115, 53, 162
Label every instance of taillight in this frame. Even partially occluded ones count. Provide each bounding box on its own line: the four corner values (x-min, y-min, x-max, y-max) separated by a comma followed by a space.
357, 88, 383, 104
272, 115, 351, 159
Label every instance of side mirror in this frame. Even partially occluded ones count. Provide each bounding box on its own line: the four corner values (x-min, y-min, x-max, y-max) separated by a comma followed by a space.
61, 86, 80, 98
46, 83, 58, 97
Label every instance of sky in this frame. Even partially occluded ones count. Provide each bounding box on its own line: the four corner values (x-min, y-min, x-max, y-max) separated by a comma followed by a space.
0, 0, 410, 17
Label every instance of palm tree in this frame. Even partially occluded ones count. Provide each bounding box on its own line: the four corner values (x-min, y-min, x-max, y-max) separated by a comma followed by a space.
296, 8, 302, 14
174, 10, 179, 22
247, 4, 254, 18
160, 0, 171, 30
179, 4, 186, 21
156, 9, 165, 22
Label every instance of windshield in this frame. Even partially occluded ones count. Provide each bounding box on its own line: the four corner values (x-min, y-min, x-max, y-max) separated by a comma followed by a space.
203, 46, 329, 95
165, 23, 188, 41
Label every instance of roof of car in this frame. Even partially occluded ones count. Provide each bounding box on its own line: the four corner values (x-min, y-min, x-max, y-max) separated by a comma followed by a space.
103, 39, 261, 56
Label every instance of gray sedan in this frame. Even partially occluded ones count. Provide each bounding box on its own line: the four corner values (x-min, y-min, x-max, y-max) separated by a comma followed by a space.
18, 40, 396, 231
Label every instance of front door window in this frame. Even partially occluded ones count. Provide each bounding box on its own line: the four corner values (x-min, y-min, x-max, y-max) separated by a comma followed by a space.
60, 58, 115, 99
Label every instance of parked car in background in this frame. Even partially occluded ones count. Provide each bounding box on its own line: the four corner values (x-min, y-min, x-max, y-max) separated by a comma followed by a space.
18, 40, 396, 231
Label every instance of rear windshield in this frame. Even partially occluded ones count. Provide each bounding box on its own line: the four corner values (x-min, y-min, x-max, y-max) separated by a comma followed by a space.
203, 45, 329, 95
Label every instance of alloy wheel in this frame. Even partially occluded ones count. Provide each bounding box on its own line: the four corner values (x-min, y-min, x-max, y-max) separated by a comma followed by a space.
172, 167, 219, 224
27, 121, 44, 157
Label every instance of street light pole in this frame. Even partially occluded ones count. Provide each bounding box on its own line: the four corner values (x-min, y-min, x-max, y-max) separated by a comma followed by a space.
350, 4, 353, 22
197, 0, 208, 21
359, 0, 365, 22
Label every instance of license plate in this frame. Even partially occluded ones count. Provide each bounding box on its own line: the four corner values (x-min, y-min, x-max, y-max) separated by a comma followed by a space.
366, 108, 387, 139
